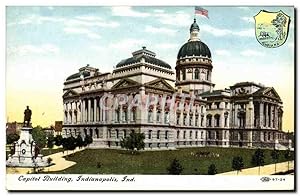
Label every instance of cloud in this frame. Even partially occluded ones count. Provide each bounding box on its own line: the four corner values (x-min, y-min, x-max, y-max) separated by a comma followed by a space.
237, 7, 250, 10
8, 44, 60, 56
201, 24, 253, 37
71, 16, 120, 28
111, 7, 150, 17
145, 25, 176, 35
153, 9, 165, 13
240, 49, 265, 57
241, 16, 254, 23
154, 12, 191, 27
154, 43, 178, 49
63, 27, 101, 39
109, 38, 147, 50
215, 50, 231, 56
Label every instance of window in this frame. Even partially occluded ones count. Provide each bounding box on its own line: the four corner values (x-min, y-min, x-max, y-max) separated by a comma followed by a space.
116, 109, 120, 122
176, 114, 180, 125
157, 130, 160, 139
164, 112, 170, 124
189, 115, 193, 126
195, 115, 199, 126
148, 110, 153, 122
207, 115, 212, 127
177, 131, 180, 139
182, 69, 186, 80
156, 110, 161, 122
149, 143, 152, 148
215, 102, 220, 109
124, 130, 127, 138
201, 131, 204, 139
116, 129, 119, 139
158, 143, 161, 148
95, 129, 99, 138
194, 69, 200, 79
190, 131, 192, 139
132, 108, 137, 121
206, 71, 209, 80
214, 114, 220, 127
148, 130, 152, 139
183, 114, 187, 126
224, 112, 229, 127
108, 129, 111, 138
165, 131, 168, 139
200, 116, 204, 127
122, 110, 127, 121
195, 131, 198, 139
183, 131, 186, 139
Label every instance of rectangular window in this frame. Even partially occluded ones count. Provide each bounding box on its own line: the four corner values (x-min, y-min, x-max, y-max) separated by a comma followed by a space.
164, 112, 169, 124
184, 115, 187, 126
195, 131, 198, 139
156, 111, 161, 122
148, 110, 153, 123
165, 131, 168, 139
157, 130, 160, 139
177, 131, 180, 139
176, 114, 180, 125
148, 130, 152, 139
195, 115, 199, 126
190, 131, 192, 139
183, 131, 186, 139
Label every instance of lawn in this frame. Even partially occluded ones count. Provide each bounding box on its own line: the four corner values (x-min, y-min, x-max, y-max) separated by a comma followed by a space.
54, 147, 289, 174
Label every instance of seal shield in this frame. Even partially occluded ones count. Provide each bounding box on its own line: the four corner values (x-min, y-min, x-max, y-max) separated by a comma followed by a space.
254, 10, 290, 48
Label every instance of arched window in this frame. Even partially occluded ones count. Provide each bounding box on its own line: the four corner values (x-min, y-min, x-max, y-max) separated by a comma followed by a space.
206, 114, 212, 127
194, 69, 200, 79
214, 114, 220, 127
224, 112, 229, 127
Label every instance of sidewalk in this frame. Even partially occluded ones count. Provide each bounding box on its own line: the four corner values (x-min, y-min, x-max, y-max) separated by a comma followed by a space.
218, 161, 294, 175
6, 147, 85, 174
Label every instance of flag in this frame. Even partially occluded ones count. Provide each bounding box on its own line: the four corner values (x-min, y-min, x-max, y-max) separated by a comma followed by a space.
195, 6, 209, 18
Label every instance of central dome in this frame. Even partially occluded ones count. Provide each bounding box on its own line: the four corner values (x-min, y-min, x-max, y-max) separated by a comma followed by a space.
177, 41, 211, 59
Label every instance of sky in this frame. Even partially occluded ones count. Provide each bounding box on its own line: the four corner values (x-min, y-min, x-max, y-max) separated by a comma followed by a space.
6, 6, 294, 131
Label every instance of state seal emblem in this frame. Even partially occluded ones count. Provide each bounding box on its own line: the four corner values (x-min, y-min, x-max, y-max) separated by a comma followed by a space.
254, 10, 290, 48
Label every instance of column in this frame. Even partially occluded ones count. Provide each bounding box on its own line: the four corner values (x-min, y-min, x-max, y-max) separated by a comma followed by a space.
95, 98, 99, 122
274, 106, 278, 129
259, 102, 264, 127
234, 104, 239, 128
99, 98, 103, 122
82, 99, 86, 122
63, 103, 67, 123
88, 98, 91, 122
94, 98, 97, 123
77, 101, 81, 123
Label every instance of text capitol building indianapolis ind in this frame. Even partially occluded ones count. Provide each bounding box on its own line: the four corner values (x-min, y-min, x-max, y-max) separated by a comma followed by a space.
62, 19, 290, 150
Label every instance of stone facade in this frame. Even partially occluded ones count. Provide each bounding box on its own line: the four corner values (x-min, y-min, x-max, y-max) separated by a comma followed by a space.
62, 19, 289, 150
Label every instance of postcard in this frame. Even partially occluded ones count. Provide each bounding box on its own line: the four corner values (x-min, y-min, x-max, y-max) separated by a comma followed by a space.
5, 5, 295, 191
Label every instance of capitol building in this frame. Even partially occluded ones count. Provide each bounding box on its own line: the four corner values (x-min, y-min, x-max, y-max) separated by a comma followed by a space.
62, 19, 289, 150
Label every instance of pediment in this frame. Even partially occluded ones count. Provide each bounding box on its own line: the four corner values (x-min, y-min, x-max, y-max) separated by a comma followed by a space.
263, 88, 281, 100
145, 78, 175, 91
111, 78, 140, 90
63, 89, 79, 98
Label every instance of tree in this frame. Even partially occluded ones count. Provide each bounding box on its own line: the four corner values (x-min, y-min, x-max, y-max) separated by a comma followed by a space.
120, 132, 145, 153
76, 135, 84, 149
84, 135, 93, 147
47, 134, 55, 154
284, 149, 294, 171
232, 156, 244, 175
271, 149, 280, 174
207, 164, 217, 175
32, 126, 47, 148
167, 158, 184, 175
6, 133, 20, 144
54, 135, 63, 146
251, 148, 265, 175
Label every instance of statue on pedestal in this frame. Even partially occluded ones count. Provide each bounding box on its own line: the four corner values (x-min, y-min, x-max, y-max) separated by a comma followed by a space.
23, 106, 32, 127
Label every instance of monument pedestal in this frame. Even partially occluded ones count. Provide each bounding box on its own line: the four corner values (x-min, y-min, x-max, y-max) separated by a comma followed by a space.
6, 127, 49, 167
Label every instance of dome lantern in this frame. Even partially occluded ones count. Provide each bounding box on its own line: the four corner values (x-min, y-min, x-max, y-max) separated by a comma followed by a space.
189, 18, 200, 41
